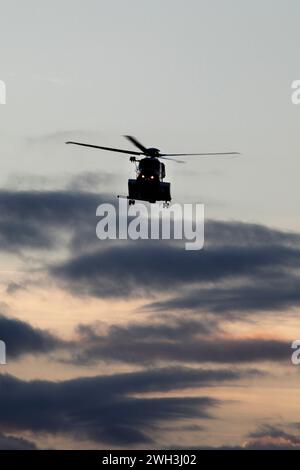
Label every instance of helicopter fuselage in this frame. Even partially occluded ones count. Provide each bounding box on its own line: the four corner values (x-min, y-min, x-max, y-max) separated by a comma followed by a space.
137, 157, 165, 182
128, 157, 171, 204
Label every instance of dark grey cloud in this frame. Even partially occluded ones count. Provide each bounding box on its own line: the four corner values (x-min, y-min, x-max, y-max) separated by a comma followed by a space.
0, 190, 100, 224
205, 220, 300, 247
0, 186, 299, 270
0, 313, 287, 366
0, 190, 298, 368
146, 276, 300, 315
244, 423, 300, 449
0, 189, 111, 252
0, 315, 65, 358
0, 432, 37, 450
176, 424, 300, 450
248, 423, 299, 442
48, 212, 300, 300
1, 187, 300, 319
0, 367, 240, 446
68, 318, 288, 366
51, 241, 300, 298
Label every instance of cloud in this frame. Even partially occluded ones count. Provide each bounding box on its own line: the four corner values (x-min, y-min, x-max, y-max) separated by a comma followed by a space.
176, 424, 300, 450
0, 368, 233, 446
0, 189, 110, 253
146, 275, 300, 315
0, 188, 299, 448
0, 313, 287, 366
243, 423, 300, 449
205, 220, 300, 247
68, 319, 288, 366
49, 216, 300, 303
1, 187, 300, 316
0, 432, 37, 450
0, 315, 65, 358
51, 242, 300, 298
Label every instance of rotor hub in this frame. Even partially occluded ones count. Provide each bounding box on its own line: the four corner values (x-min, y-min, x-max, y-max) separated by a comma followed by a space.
146, 147, 160, 157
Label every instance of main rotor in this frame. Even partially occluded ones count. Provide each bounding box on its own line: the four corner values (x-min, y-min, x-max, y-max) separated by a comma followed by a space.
66, 135, 240, 163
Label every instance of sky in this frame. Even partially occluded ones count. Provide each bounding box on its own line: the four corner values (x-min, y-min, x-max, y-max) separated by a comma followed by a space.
0, 0, 300, 449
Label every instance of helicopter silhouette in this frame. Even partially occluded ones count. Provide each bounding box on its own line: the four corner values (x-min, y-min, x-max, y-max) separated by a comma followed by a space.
66, 135, 239, 206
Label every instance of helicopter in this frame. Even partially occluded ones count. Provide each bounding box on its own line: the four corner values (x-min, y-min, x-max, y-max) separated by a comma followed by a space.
66, 136, 239, 206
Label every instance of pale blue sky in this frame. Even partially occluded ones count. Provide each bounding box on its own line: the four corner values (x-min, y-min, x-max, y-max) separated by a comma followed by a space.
0, 0, 299, 229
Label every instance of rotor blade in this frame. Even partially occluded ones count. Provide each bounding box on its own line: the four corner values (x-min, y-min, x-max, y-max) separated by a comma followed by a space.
66, 141, 142, 155
124, 135, 148, 153
159, 156, 185, 164
160, 152, 240, 157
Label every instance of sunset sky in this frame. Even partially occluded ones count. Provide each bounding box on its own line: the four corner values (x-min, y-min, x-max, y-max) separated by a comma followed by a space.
0, 0, 300, 449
